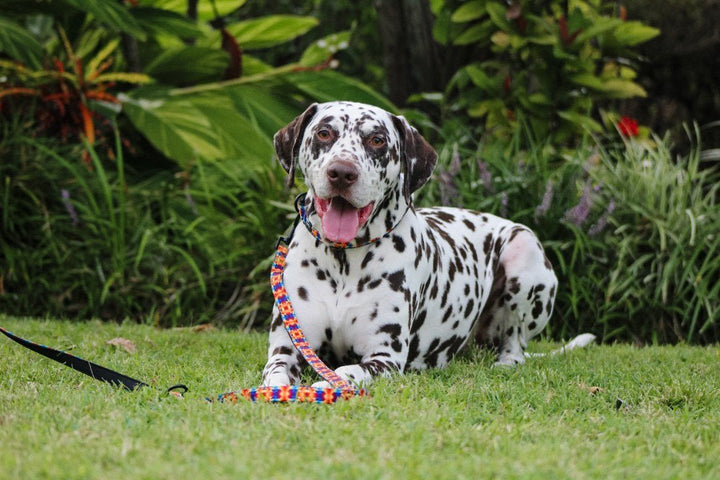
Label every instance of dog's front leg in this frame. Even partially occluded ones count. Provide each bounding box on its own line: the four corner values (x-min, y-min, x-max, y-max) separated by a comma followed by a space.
311, 325, 408, 389
261, 308, 302, 386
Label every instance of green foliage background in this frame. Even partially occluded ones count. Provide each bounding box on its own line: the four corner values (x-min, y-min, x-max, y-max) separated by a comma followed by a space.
1, 0, 718, 343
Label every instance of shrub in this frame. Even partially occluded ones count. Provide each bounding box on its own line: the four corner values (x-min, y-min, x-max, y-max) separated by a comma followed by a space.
432, 0, 659, 146
0, 119, 289, 326
0, 1, 396, 326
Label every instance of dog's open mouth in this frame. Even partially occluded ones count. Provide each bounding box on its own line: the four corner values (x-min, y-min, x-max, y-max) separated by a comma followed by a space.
314, 197, 374, 244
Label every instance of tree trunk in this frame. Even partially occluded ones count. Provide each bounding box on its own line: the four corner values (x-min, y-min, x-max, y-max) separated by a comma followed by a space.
375, 0, 443, 107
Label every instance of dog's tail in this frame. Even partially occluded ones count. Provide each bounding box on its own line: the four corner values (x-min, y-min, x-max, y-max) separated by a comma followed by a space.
525, 333, 597, 358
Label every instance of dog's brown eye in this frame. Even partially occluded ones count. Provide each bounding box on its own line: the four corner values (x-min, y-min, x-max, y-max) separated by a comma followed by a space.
369, 136, 385, 147
317, 129, 331, 140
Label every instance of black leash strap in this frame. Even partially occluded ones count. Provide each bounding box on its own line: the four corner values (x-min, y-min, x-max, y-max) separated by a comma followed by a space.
1, 326, 163, 392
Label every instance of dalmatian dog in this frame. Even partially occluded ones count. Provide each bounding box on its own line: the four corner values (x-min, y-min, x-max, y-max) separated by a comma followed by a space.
262, 101, 580, 389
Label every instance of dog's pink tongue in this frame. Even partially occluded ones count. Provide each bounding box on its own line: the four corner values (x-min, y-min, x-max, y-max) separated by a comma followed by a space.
321, 198, 360, 244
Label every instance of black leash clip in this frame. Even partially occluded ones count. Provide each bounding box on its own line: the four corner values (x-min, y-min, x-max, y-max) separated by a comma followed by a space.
275, 193, 305, 249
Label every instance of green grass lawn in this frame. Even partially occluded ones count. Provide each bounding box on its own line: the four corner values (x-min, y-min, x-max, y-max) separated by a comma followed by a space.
1, 315, 718, 479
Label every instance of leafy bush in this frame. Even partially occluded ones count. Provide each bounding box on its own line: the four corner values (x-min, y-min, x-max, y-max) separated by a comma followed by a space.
419, 126, 720, 343
0, 0, 395, 326
432, 0, 659, 145
0, 120, 288, 326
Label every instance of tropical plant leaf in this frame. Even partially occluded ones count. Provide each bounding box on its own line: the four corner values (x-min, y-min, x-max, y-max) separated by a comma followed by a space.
452, 20, 494, 45
485, 2, 513, 31
557, 110, 603, 132
189, 94, 274, 163
121, 91, 225, 165
299, 31, 351, 67
143, 47, 229, 85
609, 21, 660, 46
450, 0, 487, 23
225, 85, 303, 138
0, 17, 44, 69
285, 70, 397, 112
571, 74, 647, 98
62, 0, 146, 40
573, 17, 623, 44
465, 63, 498, 93
145, 0, 246, 21
242, 55, 273, 76
225, 15, 319, 50
132, 7, 203, 39
121, 90, 272, 168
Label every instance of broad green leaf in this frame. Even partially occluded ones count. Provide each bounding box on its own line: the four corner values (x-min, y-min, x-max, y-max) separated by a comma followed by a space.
557, 110, 603, 132
284, 70, 396, 112
527, 92, 551, 106
0, 17, 44, 69
189, 95, 273, 163
452, 19, 494, 45
485, 2, 513, 31
145, 0, 245, 21
610, 21, 660, 46
121, 90, 272, 167
601, 79, 647, 98
122, 92, 222, 165
144, 47, 229, 85
573, 17, 622, 44
450, 1, 487, 23
571, 74, 647, 98
465, 63, 498, 92
226, 85, 304, 138
299, 31, 351, 67
527, 34, 556, 46
242, 55, 273, 76
432, 8, 453, 45
62, 0, 146, 40
132, 7, 203, 39
226, 15, 319, 50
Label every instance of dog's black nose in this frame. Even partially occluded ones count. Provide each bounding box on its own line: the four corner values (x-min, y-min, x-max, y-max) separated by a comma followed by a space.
327, 161, 359, 190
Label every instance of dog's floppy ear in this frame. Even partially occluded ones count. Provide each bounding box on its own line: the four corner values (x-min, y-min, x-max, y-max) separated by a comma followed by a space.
392, 115, 437, 201
274, 103, 318, 187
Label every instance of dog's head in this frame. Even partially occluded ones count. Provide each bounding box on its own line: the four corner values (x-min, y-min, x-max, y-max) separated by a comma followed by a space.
274, 101, 437, 244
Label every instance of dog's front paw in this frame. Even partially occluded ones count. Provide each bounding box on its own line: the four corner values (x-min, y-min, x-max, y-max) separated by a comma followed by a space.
311, 380, 333, 389
262, 372, 291, 387
312, 365, 367, 389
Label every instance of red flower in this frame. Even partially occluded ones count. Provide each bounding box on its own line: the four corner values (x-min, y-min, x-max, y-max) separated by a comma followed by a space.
617, 116, 639, 137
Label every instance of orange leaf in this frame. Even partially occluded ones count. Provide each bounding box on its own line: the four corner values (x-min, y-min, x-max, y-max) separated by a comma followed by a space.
0, 87, 41, 99
192, 323, 215, 333
106, 337, 137, 354
78, 102, 95, 143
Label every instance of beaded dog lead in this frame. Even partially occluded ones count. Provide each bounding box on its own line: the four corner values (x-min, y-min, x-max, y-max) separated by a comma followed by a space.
2, 194, 395, 404
214, 243, 367, 404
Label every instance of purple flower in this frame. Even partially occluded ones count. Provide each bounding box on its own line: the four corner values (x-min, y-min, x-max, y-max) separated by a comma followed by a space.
499, 192, 508, 218
449, 143, 461, 176
438, 170, 459, 206
564, 183, 593, 226
535, 180, 554, 219
439, 144, 462, 206
477, 159, 494, 193
61, 189, 79, 226
589, 200, 616, 237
